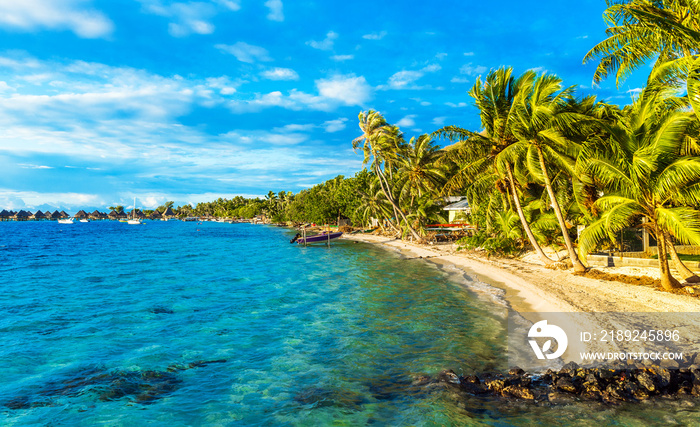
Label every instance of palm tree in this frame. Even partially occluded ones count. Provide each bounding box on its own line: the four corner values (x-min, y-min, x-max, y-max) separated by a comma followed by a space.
433, 67, 556, 266
395, 134, 446, 207
353, 110, 422, 240
578, 83, 700, 290
354, 177, 393, 230
584, 0, 700, 86
509, 72, 589, 273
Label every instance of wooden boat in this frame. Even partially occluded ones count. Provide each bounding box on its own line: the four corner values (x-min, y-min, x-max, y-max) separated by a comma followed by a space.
290, 231, 343, 244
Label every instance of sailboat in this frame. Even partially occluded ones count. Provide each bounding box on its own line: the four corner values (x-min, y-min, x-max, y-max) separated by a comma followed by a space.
127, 197, 143, 225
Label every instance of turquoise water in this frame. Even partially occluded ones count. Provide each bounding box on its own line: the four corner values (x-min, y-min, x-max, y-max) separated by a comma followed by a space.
1, 222, 698, 426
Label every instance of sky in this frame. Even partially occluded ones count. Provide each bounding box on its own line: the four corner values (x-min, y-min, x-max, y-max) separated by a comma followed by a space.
0, 0, 649, 213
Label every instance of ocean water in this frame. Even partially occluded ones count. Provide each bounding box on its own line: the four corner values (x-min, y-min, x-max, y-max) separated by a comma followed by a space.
0, 221, 698, 426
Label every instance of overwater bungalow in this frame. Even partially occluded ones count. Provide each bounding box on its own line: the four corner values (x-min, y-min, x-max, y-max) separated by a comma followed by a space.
149, 210, 162, 220
59, 211, 69, 218
90, 210, 107, 220
74, 210, 89, 220
50, 210, 62, 220
14, 210, 31, 221
33, 210, 47, 220
0, 209, 11, 221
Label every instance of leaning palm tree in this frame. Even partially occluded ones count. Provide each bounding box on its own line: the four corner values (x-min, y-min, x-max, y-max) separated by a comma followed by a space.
578, 82, 700, 290
353, 110, 422, 240
509, 72, 589, 273
433, 67, 556, 266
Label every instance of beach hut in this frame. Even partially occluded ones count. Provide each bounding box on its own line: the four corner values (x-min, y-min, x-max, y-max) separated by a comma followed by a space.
74, 210, 89, 220
442, 198, 471, 223
150, 210, 162, 220
108, 210, 119, 220
0, 209, 10, 221
50, 210, 62, 220
162, 207, 176, 219
34, 210, 47, 220
116, 211, 127, 220
59, 211, 69, 218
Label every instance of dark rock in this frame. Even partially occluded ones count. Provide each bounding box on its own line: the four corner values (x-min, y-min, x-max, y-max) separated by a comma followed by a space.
555, 376, 579, 394
437, 370, 461, 385
559, 361, 580, 375
636, 371, 657, 393
501, 385, 535, 400
508, 367, 525, 376
484, 378, 506, 394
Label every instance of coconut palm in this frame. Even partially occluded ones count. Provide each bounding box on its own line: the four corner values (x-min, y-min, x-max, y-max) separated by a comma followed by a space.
506, 72, 589, 272
395, 134, 446, 207
433, 67, 556, 266
578, 83, 700, 290
353, 110, 422, 240
584, 0, 700, 86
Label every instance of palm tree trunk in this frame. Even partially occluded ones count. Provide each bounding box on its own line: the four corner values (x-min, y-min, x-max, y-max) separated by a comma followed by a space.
375, 165, 422, 241
506, 163, 555, 266
536, 146, 587, 273
664, 232, 700, 282
655, 226, 682, 290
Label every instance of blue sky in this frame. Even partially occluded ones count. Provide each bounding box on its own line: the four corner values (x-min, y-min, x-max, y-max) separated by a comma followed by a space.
0, 0, 648, 212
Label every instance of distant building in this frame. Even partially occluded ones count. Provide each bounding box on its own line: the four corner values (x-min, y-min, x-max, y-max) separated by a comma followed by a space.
442, 198, 471, 223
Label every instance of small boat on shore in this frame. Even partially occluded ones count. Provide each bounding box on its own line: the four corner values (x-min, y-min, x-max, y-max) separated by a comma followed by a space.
290, 231, 343, 244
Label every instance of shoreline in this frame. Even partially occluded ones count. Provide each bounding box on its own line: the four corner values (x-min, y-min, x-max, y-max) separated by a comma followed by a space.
340, 233, 700, 314
340, 233, 700, 366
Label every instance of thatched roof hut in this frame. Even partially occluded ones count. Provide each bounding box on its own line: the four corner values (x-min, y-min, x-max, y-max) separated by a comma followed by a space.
15, 210, 31, 220
90, 210, 106, 220
51, 210, 61, 219
59, 211, 69, 218
74, 210, 89, 219
162, 207, 176, 218
150, 210, 162, 219
34, 210, 47, 220
0, 209, 10, 220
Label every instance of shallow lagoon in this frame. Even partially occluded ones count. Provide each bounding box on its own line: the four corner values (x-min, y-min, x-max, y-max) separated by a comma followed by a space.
0, 222, 697, 425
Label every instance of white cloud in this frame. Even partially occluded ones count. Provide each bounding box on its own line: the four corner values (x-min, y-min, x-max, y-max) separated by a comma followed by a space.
459, 63, 488, 76
215, 0, 241, 11
464, 52, 475, 56
260, 67, 299, 81
396, 115, 417, 128
388, 70, 424, 89
0, 0, 114, 38
432, 116, 447, 126
216, 42, 273, 63
362, 31, 387, 40
316, 74, 371, 106
264, 0, 284, 21
139, 0, 220, 37
445, 102, 468, 108
307, 31, 338, 51
331, 54, 354, 62
385, 64, 441, 90
323, 118, 348, 133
